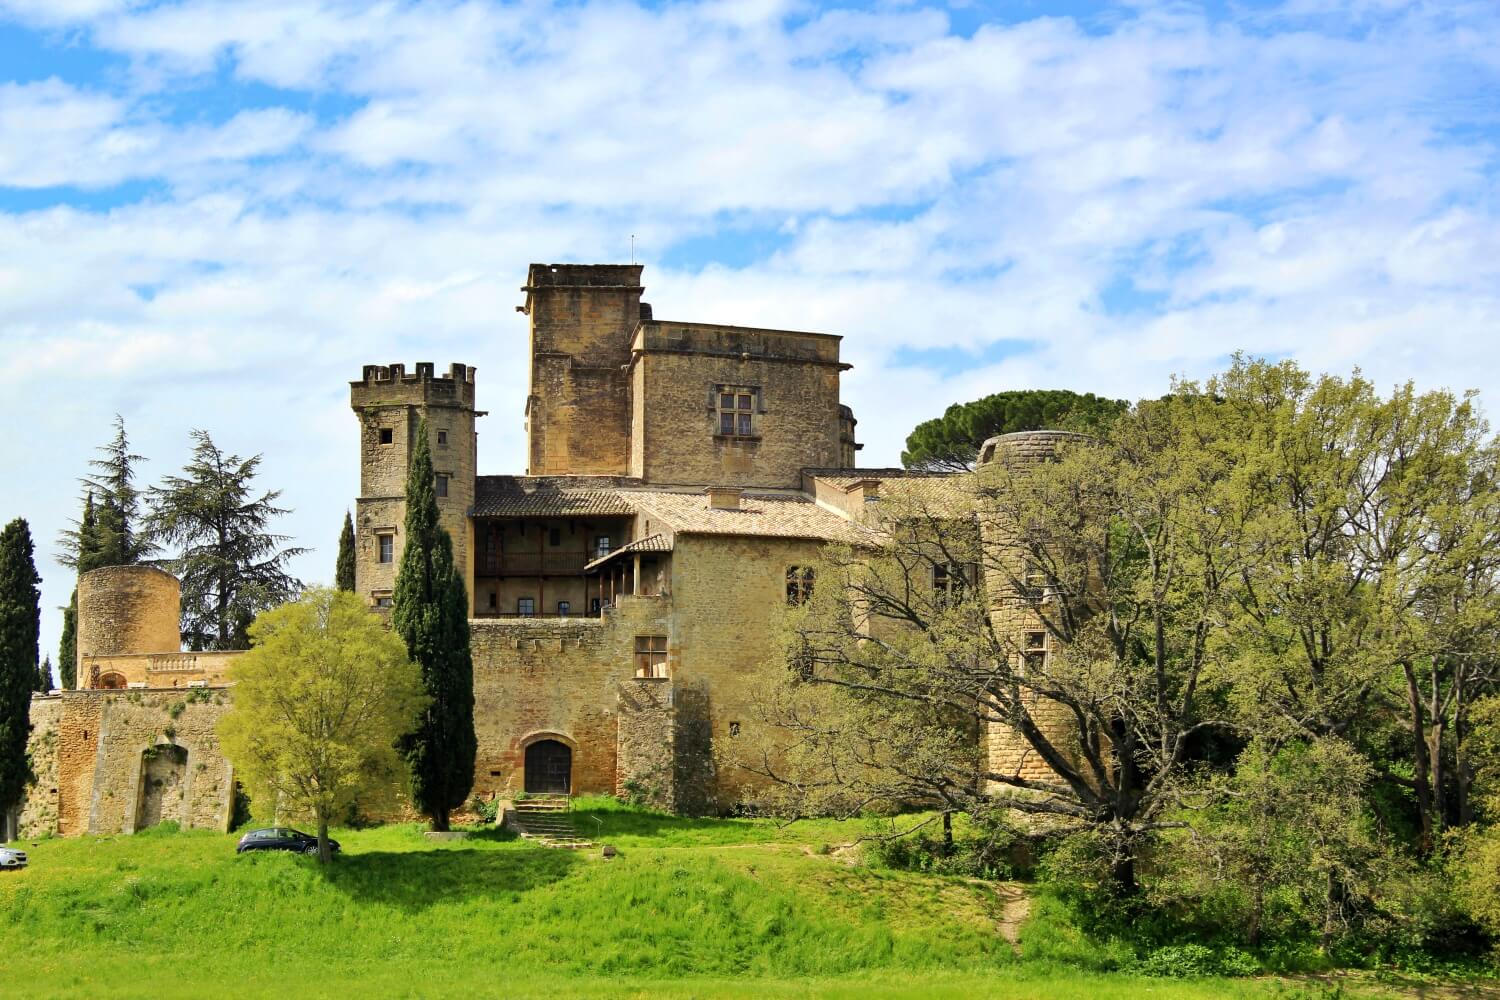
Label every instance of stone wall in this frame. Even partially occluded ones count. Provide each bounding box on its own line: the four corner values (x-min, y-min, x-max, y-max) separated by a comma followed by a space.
668, 533, 827, 807
18, 696, 61, 838
615, 677, 676, 810
48, 690, 235, 836
469, 595, 671, 798
79, 650, 242, 690
629, 323, 845, 488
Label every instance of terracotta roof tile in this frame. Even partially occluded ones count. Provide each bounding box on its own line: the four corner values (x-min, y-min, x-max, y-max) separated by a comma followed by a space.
624, 491, 866, 543
473, 476, 637, 517
583, 533, 673, 572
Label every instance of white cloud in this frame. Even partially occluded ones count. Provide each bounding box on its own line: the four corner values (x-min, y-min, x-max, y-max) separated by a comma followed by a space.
2, 0, 1499, 670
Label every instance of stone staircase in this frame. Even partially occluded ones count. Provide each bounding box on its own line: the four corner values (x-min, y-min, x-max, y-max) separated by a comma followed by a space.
509, 795, 595, 850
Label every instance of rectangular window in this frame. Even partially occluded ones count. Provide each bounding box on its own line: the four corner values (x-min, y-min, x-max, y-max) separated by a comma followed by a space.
435, 474, 449, 498
437, 430, 448, 446
549, 527, 561, 547
716, 386, 758, 437
590, 597, 602, 616
1022, 630, 1047, 670
557, 601, 570, 617
378, 534, 394, 563
487, 592, 497, 609
595, 535, 611, 558
1022, 569, 1049, 602
786, 566, 815, 605
379, 428, 393, 445
374, 595, 393, 609
934, 562, 969, 607
634, 635, 668, 678
517, 598, 535, 617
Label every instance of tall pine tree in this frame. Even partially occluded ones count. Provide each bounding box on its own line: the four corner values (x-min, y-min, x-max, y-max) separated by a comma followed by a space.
336, 511, 356, 592
393, 419, 475, 831
147, 430, 305, 651
0, 518, 41, 839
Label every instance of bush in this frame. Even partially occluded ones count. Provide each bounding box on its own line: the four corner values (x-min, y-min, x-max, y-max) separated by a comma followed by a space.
864, 823, 1017, 881
1132, 943, 1260, 978
469, 795, 499, 825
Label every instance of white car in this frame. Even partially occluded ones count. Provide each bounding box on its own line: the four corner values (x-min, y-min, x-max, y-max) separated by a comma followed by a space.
0, 846, 27, 870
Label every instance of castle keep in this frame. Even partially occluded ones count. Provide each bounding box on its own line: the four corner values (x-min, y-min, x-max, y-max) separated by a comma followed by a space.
16, 262, 1068, 836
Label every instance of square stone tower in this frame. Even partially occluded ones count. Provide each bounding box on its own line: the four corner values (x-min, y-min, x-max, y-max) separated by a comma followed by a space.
521, 263, 644, 476
349, 362, 478, 609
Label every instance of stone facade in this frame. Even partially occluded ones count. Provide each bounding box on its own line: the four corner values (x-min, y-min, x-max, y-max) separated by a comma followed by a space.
15, 262, 1079, 842
336, 262, 1084, 813
18, 565, 242, 838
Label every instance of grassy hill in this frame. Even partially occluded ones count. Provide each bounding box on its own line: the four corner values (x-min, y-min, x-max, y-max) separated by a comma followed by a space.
1, 800, 1406, 999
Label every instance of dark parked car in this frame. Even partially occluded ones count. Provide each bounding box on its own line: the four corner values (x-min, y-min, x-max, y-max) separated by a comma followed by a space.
236, 827, 340, 856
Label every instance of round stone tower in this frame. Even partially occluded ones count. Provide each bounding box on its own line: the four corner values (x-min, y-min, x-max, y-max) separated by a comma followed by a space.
76, 565, 181, 680
976, 430, 1093, 787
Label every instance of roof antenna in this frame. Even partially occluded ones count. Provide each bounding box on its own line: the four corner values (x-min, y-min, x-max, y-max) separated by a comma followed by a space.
630, 234, 635, 264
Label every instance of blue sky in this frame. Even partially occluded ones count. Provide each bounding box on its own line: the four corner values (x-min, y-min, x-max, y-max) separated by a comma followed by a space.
2, 0, 1498, 674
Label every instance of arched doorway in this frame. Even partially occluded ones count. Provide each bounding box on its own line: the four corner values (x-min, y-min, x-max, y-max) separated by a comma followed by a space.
137, 744, 189, 829
524, 739, 572, 794
98, 672, 127, 689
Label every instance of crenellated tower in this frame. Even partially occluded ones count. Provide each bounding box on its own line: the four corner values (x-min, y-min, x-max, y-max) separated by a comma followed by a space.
349, 362, 478, 610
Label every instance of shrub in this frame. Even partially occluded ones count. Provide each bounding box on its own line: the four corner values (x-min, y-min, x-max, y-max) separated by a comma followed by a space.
469, 795, 499, 825
1131, 943, 1260, 978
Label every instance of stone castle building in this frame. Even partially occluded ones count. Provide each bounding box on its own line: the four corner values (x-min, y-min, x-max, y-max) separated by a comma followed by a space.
15, 262, 1068, 837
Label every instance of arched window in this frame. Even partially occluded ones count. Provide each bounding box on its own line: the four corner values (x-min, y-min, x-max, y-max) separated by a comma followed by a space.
786, 566, 815, 605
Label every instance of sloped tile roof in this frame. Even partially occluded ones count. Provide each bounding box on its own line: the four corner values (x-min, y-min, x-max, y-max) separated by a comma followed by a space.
624, 491, 866, 543
806, 469, 974, 512
583, 533, 673, 572
473, 476, 638, 517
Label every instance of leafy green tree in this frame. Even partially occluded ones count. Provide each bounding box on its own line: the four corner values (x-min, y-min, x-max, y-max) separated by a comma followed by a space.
0, 518, 41, 839
1207, 360, 1500, 851
751, 386, 1258, 895
901, 389, 1128, 471
393, 418, 476, 832
218, 588, 427, 863
147, 430, 305, 651
335, 511, 356, 592
1165, 738, 1380, 950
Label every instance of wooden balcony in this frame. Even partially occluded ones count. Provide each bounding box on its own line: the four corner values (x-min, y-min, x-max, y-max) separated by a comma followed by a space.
476, 552, 594, 577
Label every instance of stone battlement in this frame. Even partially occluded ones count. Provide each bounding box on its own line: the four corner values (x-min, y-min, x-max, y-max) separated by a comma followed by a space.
354, 361, 475, 386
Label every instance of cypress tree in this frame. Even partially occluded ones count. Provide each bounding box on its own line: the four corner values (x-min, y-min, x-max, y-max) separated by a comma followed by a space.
336, 511, 356, 592
0, 518, 41, 836
58, 596, 77, 690
37, 655, 52, 693
393, 418, 475, 831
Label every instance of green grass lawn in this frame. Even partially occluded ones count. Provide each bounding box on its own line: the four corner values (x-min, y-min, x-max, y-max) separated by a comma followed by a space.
1, 804, 1419, 999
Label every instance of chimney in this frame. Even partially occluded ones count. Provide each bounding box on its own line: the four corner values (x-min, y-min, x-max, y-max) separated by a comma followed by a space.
706, 487, 743, 511
844, 478, 881, 504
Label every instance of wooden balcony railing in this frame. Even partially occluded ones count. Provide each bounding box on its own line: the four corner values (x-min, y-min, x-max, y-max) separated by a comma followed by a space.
477, 552, 593, 577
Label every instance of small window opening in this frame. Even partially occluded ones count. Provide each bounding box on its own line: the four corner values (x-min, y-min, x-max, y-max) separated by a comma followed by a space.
436, 474, 449, 498
595, 535, 611, 558
557, 601, 570, 617
786, 566, 815, 605
488, 592, 497, 609
517, 598, 535, 617
717, 387, 758, 437
1022, 630, 1047, 670
378, 427, 393, 445
437, 430, 448, 446
728, 721, 741, 737
634, 635, 668, 678
378, 533, 394, 563
549, 527, 561, 547
374, 595, 393, 609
